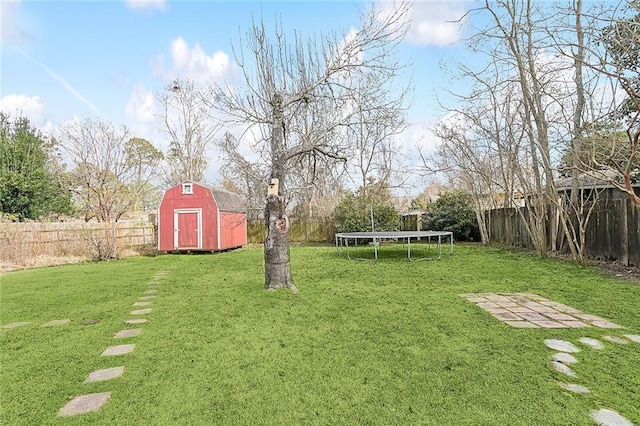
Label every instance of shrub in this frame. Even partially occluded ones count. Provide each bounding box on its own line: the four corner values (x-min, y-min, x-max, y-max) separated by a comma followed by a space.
333, 192, 398, 233
422, 190, 479, 241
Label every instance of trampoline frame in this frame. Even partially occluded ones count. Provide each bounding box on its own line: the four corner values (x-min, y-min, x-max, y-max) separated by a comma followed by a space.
335, 231, 454, 261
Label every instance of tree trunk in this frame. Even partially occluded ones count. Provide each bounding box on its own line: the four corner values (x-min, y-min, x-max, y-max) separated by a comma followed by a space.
264, 93, 297, 292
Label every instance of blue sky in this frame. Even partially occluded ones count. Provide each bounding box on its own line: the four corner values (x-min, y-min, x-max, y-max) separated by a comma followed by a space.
1, 0, 473, 190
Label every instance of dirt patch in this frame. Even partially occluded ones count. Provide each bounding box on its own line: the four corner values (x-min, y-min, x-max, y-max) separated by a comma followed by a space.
587, 259, 640, 283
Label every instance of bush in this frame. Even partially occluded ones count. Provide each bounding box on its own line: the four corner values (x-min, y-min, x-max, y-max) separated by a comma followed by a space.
333, 192, 398, 233
422, 190, 479, 241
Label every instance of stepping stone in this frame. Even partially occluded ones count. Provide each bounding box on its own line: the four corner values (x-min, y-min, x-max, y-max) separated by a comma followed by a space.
578, 337, 604, 349
101, 344, 135, 356
530, 320, 566, 328
550, 361, 577, 377
504, 321, 539, 328
491, 311, 523, 321
477, 302, 500, 309
545, 313, 577, 321
114, 328, 142, 338
603, 335, 628, 344
125, 318, 148, 325
1, 321, 31, 329
574, 313, 606, 322
58, 392, 111, 417
623, 334, 640, 343
143, 289, 157, 295
130, 308, 152, 315
495, 301, 519, 308
518, 312, 549, 322
139, 295, 156, 300
133, 301, 152, 307
559, 320, 590, 328
592, 321, 623, 329
590, 408, 634, 426
558, 383, 590, 394
42, 319, 71, 327
545, 339, 580, 353
553, 352, 578, 365
84, 366, 125, 383
507, 307, 536, 313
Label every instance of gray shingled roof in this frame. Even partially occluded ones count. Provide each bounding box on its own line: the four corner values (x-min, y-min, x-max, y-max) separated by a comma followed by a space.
210, 187, 247, 213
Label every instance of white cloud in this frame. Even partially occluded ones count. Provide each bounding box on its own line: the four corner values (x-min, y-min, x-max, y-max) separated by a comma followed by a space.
125, 0, 167, 12
153, 37, 233, 85
1, 0, 31, 46
123, 84, 164, 146
0, 94, 46, 125
409, 2, 468, 46
125, 84, 157, 125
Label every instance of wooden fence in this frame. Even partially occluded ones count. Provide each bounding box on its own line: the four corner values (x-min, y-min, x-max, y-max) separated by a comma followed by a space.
248, 218, 335, 244
0, 221, 156, 267
486, 199, 640, 266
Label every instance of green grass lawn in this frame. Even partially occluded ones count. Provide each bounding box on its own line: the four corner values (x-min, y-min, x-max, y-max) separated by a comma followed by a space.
1, 244, 639, 425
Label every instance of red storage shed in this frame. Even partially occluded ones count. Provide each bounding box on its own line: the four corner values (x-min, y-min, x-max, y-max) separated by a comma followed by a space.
158, 181, 247, 252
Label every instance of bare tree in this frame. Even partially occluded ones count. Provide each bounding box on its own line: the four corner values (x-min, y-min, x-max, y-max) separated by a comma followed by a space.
213, 3, 411, 291
59, 119, 162, 258
583, 1, 640, 206
428, 0, 621, 261
157, 77, 221, 185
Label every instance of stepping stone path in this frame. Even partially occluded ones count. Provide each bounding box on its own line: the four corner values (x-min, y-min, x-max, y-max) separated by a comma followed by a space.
545, 339, 580, 353
553, 352, 578, 364
58, 392, 111, 417
550, 361, 577, 377
101, 344, 135, 356
42, 319, 71, 327
579, 337, 605, 350
84, 366, 125, 383
544, 334, 638, 425
460, 293, 623, 329
55, 269, 169, 417
558, 383, 590, 394
1, 321, 31, 329
114, 328, 142, 338
591, 409, 634, 426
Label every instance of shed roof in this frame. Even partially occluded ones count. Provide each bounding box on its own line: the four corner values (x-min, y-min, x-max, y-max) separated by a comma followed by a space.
210, 187, 247, 213
174, 181, 247, 213
555, 169, 640, 191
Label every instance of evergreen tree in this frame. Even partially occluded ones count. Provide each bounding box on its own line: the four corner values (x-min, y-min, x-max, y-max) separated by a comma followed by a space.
0, 114, 72, 220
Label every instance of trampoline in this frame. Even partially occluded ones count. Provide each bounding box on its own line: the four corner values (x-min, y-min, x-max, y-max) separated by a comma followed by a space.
335, 230, 454, 261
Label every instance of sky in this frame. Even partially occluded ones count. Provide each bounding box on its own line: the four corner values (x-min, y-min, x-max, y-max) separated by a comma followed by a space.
1, 0, 475, 192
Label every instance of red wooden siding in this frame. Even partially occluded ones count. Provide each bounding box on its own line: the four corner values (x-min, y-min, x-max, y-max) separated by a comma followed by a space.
158, 181, 246, 252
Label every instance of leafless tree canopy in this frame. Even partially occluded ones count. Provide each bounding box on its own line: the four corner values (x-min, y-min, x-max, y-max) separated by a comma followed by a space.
212, 2, 412, 290
58, 119, 162, 222
157, 77, 221, 185
426, 0, 639, 261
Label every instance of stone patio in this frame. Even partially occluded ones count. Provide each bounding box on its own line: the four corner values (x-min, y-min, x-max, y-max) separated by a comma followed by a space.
460, 293, 623, 328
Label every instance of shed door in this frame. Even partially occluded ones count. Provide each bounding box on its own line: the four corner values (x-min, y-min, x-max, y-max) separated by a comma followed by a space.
174, 210, 202, 249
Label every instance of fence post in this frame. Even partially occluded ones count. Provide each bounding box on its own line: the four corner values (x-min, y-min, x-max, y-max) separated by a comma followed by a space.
622, 199, 629, 266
